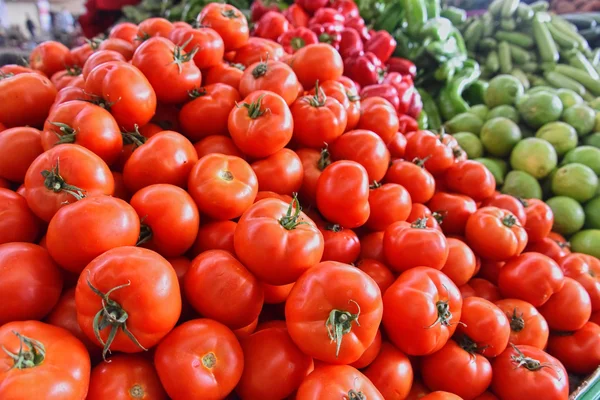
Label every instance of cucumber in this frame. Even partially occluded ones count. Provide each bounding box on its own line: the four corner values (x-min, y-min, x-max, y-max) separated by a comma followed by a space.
509, 44, 531, 64
555, 64, 600, 96
569, 51, 600, 80
546, 23, 577, 50
511, 68, 530, 90
533, 17, 559, 63
485, 51, 500, 74
543, 71, 586, 96
501, 0, 519, 18
529, 1, 549, 12
498, 41, 512, 74
495, 31, 535, 49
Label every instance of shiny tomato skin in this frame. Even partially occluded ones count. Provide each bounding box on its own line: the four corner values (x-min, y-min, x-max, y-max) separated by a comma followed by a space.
366, 183, 412, 231
297, 147, 329, 205
523, 198, 553, 242
239, 60, 299, 105
445, 160, 496, 202
198, 3, 249, 51
441, 237, 477, 286
130, 184, 200, 257
546, 322, 600, 375
495, 298, 549, 349
205, 62, 244, 88
297, 365, 384, 400
81, 50, 125, 80
233, 37, 285, 67
29, 41, 70, 76
0, 320, 91, 400
291, 91, 347, 149
482, 193, 527, 225
559, 253, 600, 311
262, 282, 294, 304
525, 236, 570, 262
463, 278, 502, 302
290, 43, 344, 89
136, 18, 174, 42
99, 38, 135, 59
193, 135, 244, 158
404, 130, 455, 177
169, 26, 225, 69
0, 73, 57, 129
316, 160, 370, 228
330, 129, 390, 182
109, 22, 139, 43
385, 159, 435, 204
319, 223, 361, 264
388, 131, 407, 159
350, 329, 382, 369
184, 250, 263, 329
360, 231, 385, 263
383, 267, 462, 356
0, 190, 41, 245
251, 148, 304, 195
189, 220, 237, 257
498, 253, 565, 307
407, 203, 442, 231
363, 341, 413, 400
356, 259, 395, 294
356, 96, 399, 144
255, 11, 290, 41
235, 198, 324, 285
0, 243, 62, 325
538, 277, 592, 331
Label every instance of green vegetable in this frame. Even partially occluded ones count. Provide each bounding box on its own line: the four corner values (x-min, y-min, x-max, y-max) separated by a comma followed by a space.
546, 23, 577, 50
464, 19, 484, 51
517, 91, 564, 129
498, 41, 512, 74
562, 105, 597, 136
464, 80, 488, 105
550, 16, 590, 50
440, 6, 466, 26
468, 104, 489, 120
485, 51, 500, 74
521, 62, 539, 73
454, 132, 484, 158
554, 65, 600, 96
424, 0, 440, 19
543, 71, 586, 96
488, 105, 520, 123
570, 230, 600, 259
421, 18, 453, 42
479, 38, 498, 51
502, 170, 543, 199
568, 51, 600, 80
488, 0, 504, 16
529, 0, 549, 12
500, 18, 517, 31
418, 110, 429, 129
533, 16, 559, 63
481, 117, 522, 157
510, 137, 558, 179
476, 157, 509, 185
516, 3, 534, 21
510, 69, 530, 90
438, 66, 481, 120
495, 31, 535, 49
556, 88, 584, 109
501, 0, 519, 18
552, 163, 598, 202
445, 113, 484, 135
403, 0, 428, 38
418, 88, 442, 131
535, 122, 578, 156
485, 74, 524, 108
508, 44, 530, 65
546, 196, 585, 235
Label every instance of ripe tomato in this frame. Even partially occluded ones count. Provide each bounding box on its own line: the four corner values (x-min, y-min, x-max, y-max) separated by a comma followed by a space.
385, 160, 435, 204
360, 231, 385, 262
0, 128, 44, 181
547, 322, 600, 375
262, 282, 294, 304
130, 184, 200, 257
482, 193, 527, 225
68, 42, 95, 67
559, 253, 600, 310
0, 190, 41, 245
366, 183, 412, 231
297, 147, 330, 204
0, 64, 40, 76
383, 267, 462, 356
87, 354, 167, 400
356, 259, 394, 294
442, 237, 477, 286
444, 160, 496, 202
407, 203, 442, 231
330, 129, 390, 182
184, 250, 263, 329
0, 320, 90, 399
286, 261, 382, 364
236, 327, 313, 399
235, 197, 323, 285
525, 235, 570, 262
29, 41, 70, 76
190, 220, 237, 256
462, 278, 502, 302
76, 246, 181, 359
363, 341, 413, 400
155, 319, 243, 399
81, 50, 126, 79
255, 11, 290, 41
25, 144, 114, 222
109, 22, 138, 43
291, 43, 344, 89
495, 299, 549, 349
199, 3, 249, 51
188, 154, 257, 220
50, 85, 89, 113
297, 365, 384, 399
228, 90, 293, 158
136, 17, 174, 41
350, 329, 381, 369
421, 392, 466, 400
465, 207, 528, 261
233, 37, 285, 66
169, 26, 225, 69
319, 222, 361, 264
523, 198, 553, 242
421, 339, 492, 400
42, 100, 123, 165
98, 38, 135, 59
50, 68, 82, 91
0, 243, 62, 325
123, 130, 198, 193
498, 253, 565, 307
406, 380, 431, 399
428, 193, 478, 236
404, 130, 455, 176
205, 62, 245, 88
251, 148, 304, 195
383, 220, 449, 272
240, 60, 299, 105
0, 73, 57, 129
84, 61, 156, 131
316, 160, 370, 228
194, 135, 244, 158
388, 131, 407, 159
538, 277, 592, 331
491, 345, 568, 400
356, 97, 399, 144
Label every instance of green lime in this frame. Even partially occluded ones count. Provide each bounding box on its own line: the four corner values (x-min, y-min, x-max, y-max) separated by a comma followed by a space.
517, 92, 564, 129
557, 88, 584, 109
484, 75, 525, 108
562, 146, 600, 175
487, 105, 520, 124
535, 122, 578, 156
453, 132, 484, 159
551, 163, 598, 202
510, 138, 557, 179
474, 157, 508, 186
480, 117, 522, 157
595, 112, 600, 132
570, 229, 600, 258
468, 105, 489, 121
562, 105, 596, 136
501, 170, 543, 199
546, 196, 585, 235
589, 97, 600, 111
584, 196, 600, 229
445, 113, 484, 135
583, 132, 600, 148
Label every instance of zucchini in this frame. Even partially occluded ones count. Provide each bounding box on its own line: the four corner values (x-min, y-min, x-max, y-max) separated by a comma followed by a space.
533, 17, 559, 63
568, 51, 600, 80
555, 64, 600, 95
495, 31, 535, 49
543, 71, 586, 96
498, 41, 512, 74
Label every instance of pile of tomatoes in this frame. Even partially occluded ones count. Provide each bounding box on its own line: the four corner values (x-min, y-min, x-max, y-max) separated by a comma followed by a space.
0, 1, 599, 399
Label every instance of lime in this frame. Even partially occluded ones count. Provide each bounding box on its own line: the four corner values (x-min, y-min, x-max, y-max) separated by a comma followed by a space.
487, 105, 520, 124
570, 230, 600, 258
445, 113, 484, 135
584, 196, 600, 229
562, 146, 600, 175
501, 170, 543, 199
510, 138, 557, 179
453, 132, 484, 159
583, 132, 600, 148
595, 112, 600, 132
546, 196, 585, 235
480, 117, 522, 157
589, 97, 600, 111
562, 105, 596, 136
468, 105, 489, 121
557, 88, 584, 109
475, 157, 508, 185
535, 122, 578, 156
517, 92, 563, 129
551, 163, 598, 202
484, 75, 525, 108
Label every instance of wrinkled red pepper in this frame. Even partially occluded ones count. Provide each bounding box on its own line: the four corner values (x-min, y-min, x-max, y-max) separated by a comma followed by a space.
386, 57, 417, 79
250, 0, 280, 22
331, 0, 360, 19
365, 31, 397, 64
278, 27, 319, 54
309, 8, 345, 26
283, 4, 310, 27
343, 52, 383, 87
360, 84, 400, 111
398, 114, 419, 134
311, 23, 342, 49
407, 90, 423, 119
295, 0, 329, 14
338, 27, 363, 58
344, 16, 371, 42
383, 72, 415, 115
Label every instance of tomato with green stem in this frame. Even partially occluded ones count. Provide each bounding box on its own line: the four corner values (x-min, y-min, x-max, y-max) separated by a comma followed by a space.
546, 322, 600, 375
168, 26, 225, 70
482, 193, 527, 225
240, 60, 299, 106
251, 148, 304, 195
136, 17, 174, 42
297, 365, 384, 400
404, 130, 455, 177
0, 72, 57, 129
366, 182, 412, 231
559, 253, 600, 310
50, 67, 82, 91
297, 147, 331, 205
495, 299, 549, 349
233, 37, 285, 66
29, 40, 70, 77
0, 190, 41, 245
525, 236, 570, 262
407, 203, 442, 231
363, 341, 413, 400
81, 50, 125, 80
385, 159, 435, 204
205, 62, 245, 88
538, 277, 592, 331
198, 3, 249, 51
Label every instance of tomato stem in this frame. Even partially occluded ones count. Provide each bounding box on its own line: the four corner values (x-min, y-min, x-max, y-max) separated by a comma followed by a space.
188, 87, 208, 99
172, 43, 198, 74
41, 159, 87, 201
220, 9, 238, 18
307, 80, 326, 107
129, 385, 145, 399
0, 71, 15, 80
122, 125, 147, 149
412, 156, 430, 168
347, 390, 366, 400
510, 344, 546, 371
241, 94, 269, 119
325, 223, 342, 232
136, 221, 153, 246
50, 121, 77, 145
1, 331, 45, 369
457, 334, 479, 354
369, 181, 381, 190
502, 214, 518, 228
508, 308, 525, 332
426, 300, 454, 328
318, 147, 331, 171
325, 300, 361, 357
279, 195, 309, 230
252, 59, 269, 78
411, 218, 428, 229
231, 62, 246, 71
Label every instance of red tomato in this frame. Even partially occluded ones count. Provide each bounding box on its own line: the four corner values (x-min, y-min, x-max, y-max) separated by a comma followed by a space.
109, 22, 139, 43
366, 183, 412, 231
442, 237, 477, 286
523, 198, 553, 242
67, 42, 95, 67
0, 73, 57, 129
233, 37, 285, 66
235, 197, 324, 285
0, 243, 62, 325
356, 97, 400, 144
482, 193, 527, 225
388, 131, 407, 159
0, 321, 90, 399
316, 160, 370, 228
361, 342, 414, 399
205, 62, 245, 88
0, 127, 43, 183
383, 267, 462, 355
525, 236, 570, 262
290, 43, 344, 89
422, 392, 473, 400
444, 160, 496, 202
188, 154, 258, 220
24, 144, 114, 222
319, 222, 361, 264
385, 159, 436, 204
50, 68, 82, 91
547, 322, 600, 375
491, 345, 568, 400
262, 282, 294, 304
296, 365, 384, 399
255, 11, 290, 41
350, 329, 382, 369
404, 130, 455, 176
169, 26, 225, 69
538, 277, 592, 331
193, 135, 244, 158
29, 41, 70, 76
330, 129, 390, 182
383, 220, 449, 272
189, 220, 237, 257
198, 3, 249, 51
356, 259, 395, 294
154, 319, 244, 399
251, 148, 304, 195
360, 231, 385, 262
297, 147, 330, 205
130, 184, 200, 257
99, 38, 135, 59
406, 380, 431, 399
463, 278, 502, 302
240, 60, 298, 106
407, 203, 442, 231
81, 50, 126, 79
495, 298, 549, 349
136, 17, 174, 41
559, 253, 600, 310
0, 190, 41, 245
498, 253, 565, 307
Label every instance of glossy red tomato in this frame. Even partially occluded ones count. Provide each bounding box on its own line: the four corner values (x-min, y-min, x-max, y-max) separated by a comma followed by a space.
356, 96, 399, 144
547, 322, 600, 375
356, 259, 395, 294
445, 160, 496, 201
495, 298, 549, 349
297, 147, 330, 204
290, 43, 344, 89
350, 329, 381, 369
98, 38, 135, 59
50, 68, 82, 91
29, 41, 70, 76
330, 129, 390, 182
462, 278, 502, 302
0, 190, 41, 245
136, 17, 174, 41
198, 3, 249, 51
404, 130, 455, 176
296, 365, 384, 400
441, 237, 477, 286
169, 26, 225, 69
363, 341, 413, 400
233, 37, 285, 66
388, 131, 407, 159
523, 198, 553, 242
525, 236, 570, 262
193, 135, 244, 159
189, 220, 237, 257
366, 183, 412, 231
251, 148, 304, 195
205, 62, 245, 88
0, 73, 57, 129
262, 282, 294, 304
319, 222, 361, 264
385, 159, 435, 204
407, 203, 442, 231
559, 253, 600, 310
482, 193, 527, 225
360, 231, 385, 262
239, 60, 299, 105
538, 277, 592, 331
81, 50, 125, 79
255, 11, 290, 41
109, 22, 139, 43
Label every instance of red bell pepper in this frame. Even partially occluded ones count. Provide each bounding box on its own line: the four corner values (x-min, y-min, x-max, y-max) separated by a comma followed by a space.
383, 72, 416, 115
295, 0, 329, 14
250, 0, 280, 22
343, 52, 384, 87
309, 8, 345, 27
278, 27, 319, 54
255, 11, 290, 42
398, 114, 419, 134
365, 31, 397, 64
360, 84, 400, 111
386, 57, 417, 79
311, 23, 342, 49
407, 90, 423, 119
331, 0, 360, 19
338, 27, 363, 58
283, 4, 310, 27
344, 16, 371, 42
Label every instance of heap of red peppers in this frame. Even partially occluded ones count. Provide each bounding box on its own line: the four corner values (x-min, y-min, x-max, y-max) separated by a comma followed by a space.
251, 0, 424, 127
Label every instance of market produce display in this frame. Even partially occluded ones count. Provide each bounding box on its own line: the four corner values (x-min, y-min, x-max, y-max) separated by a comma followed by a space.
1, 0, 600, 399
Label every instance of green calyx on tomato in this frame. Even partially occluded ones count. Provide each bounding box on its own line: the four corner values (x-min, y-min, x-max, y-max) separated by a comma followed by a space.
307, 81, 327, 107
50, 121, 78, 145
456, 334, 479, 354
188, 87, 208, 99
41, 159, 86, 201
231, 62, 246, 71
510, 344, 549, 372
325, 223, 342, 232
220, 9, 238, 19
240, 94, 268, 119
411, 218, 429, 229
64, 65, 82, 77
136, 221, 153, 246
279, 195, 308, 230
325, 299, 361, 357
318, 147, 331, 170
121, 125, 147, 149
412, 156, 430, 168
251, 61, 268, 79
0, 71, 15, 80
172, 42, 198, 74
502, 214, 519, 228
369, 181, 381, 190
508, 308, 525, 332
85, 37, 102, 50
347, 389, 367, 400
87, 278, 147, 361
2, 331, 45, 369
428, 300, 454, 328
